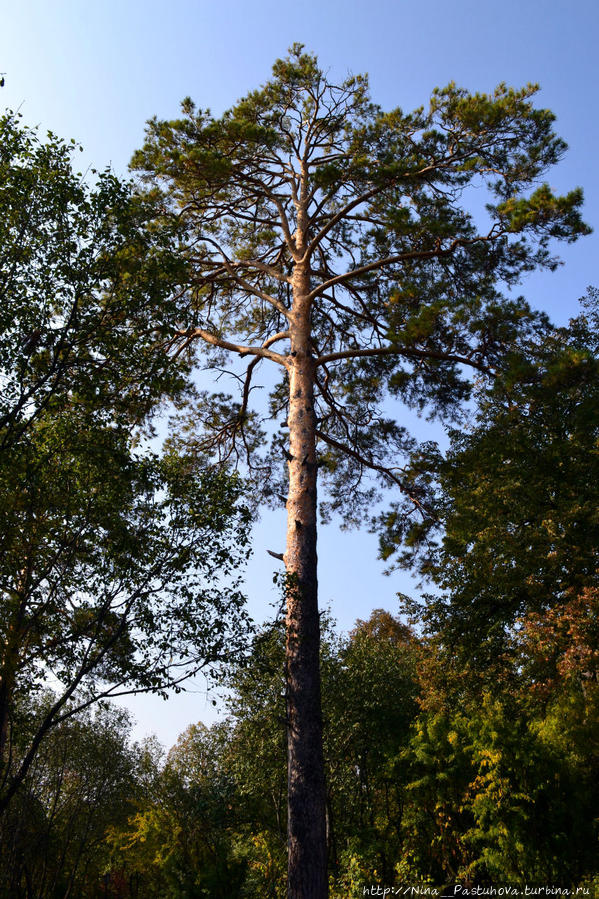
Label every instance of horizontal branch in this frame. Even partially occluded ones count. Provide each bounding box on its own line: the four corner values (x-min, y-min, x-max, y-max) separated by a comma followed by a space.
315, 343, 492, 375
307, 231, 504, 302
231, 258, 292, 286
176, 327, 289, 367
314, 345, 396, 366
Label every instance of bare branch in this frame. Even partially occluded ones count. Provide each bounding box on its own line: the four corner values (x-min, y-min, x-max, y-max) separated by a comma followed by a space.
176, 327, 289, 367
267, 549, 285, 562
199, 236, 291, 318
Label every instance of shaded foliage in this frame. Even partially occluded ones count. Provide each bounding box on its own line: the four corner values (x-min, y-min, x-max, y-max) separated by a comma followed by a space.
0, 701, 139, 899
382, 290, 599, 673
0, 112, 253, 816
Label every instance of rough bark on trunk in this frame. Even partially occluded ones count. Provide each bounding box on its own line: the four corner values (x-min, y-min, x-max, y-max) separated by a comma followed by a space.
284, 263, 328, 898
0, 673, 13, 777
0, 616, 21, 781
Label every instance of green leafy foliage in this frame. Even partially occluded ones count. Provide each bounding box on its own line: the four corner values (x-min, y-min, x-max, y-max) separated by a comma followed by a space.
372, 292, 599, 886
0, 112, 253, 816
30, 605, 598, 895
1, 51, 596, 895
129, 51, 591, 894
0, 699, 140, 898
0, 111, 191, 451
104, 611, 421, 896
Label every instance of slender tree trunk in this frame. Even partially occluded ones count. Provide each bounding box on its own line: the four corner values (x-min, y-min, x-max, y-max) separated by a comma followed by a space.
284, 262, 328, 898
0, 672, 13, 770
0, 580, 29, 785
0, 624, 21, 782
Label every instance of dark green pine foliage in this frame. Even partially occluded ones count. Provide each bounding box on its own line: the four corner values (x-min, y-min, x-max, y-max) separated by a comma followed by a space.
382, 288, 599, 671
131, 47, 589, 521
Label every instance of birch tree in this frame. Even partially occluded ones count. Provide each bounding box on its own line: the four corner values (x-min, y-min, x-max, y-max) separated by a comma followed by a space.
132, 46, 589, 898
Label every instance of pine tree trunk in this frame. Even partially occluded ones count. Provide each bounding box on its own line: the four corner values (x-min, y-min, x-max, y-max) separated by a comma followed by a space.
284, 266, 328, 898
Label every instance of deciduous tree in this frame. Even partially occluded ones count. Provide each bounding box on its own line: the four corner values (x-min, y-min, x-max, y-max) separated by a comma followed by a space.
0, 701, 139, 898
0, 112, 252, 815
0, 112, 190, 453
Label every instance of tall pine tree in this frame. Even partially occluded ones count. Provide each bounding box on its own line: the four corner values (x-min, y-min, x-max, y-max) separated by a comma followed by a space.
132, 46, 589, 897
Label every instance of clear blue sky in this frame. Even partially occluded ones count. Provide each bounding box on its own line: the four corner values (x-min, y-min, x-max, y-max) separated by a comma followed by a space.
2, 0, 598, 746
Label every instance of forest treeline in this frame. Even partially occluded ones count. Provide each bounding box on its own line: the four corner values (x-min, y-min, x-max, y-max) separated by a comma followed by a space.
2, 590, 599, 896
1, 46, 598, 897
2, 296, 599, 895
